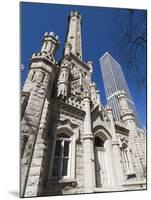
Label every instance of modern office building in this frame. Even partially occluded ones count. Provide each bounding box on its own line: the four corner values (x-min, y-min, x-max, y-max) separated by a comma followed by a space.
99, 52, 141, 128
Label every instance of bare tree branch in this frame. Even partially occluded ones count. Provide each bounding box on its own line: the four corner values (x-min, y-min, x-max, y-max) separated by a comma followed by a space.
113, 9, 147, 91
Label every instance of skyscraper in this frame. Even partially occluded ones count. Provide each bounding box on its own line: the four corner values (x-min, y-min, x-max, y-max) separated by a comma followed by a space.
100, 52, 141, 128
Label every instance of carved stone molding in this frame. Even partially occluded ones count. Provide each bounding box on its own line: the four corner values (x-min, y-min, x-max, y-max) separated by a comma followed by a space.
56, 118, 80, 141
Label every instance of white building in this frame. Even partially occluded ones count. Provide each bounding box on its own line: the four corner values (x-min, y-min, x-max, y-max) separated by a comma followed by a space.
100, 52, 141, 127
21, 10, 146, 197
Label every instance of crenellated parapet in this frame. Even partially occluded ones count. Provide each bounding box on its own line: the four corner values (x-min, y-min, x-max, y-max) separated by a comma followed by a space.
70, 10, 81, 19
116, 90, 129, 109
31, 52, 56, 67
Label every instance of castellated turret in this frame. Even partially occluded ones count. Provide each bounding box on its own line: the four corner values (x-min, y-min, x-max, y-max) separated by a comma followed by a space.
41, 31, 60, 55
23, 31, 60, 94
90, 73, 101, 107
116, 90, 134, 124
21, 31, 60, 197
117, 90, 146, 178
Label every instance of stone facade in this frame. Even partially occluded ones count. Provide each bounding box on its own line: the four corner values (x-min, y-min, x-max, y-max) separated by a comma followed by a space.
21, 11, 146, 197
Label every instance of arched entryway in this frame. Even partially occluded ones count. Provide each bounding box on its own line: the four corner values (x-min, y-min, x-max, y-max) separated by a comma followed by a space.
94, 130, 114, 188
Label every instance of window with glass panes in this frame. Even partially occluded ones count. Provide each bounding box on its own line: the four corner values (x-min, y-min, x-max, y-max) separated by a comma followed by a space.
52, 133, 71, 178
121, 143, 134, 175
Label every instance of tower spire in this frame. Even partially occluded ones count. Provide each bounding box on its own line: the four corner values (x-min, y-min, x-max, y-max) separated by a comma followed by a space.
65, 10, 82, 60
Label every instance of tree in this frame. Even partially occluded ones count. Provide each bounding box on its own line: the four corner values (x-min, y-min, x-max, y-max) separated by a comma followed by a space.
114, 9, 147, 90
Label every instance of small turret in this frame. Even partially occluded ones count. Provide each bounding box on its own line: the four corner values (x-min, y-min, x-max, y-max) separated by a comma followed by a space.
57, 59, 70, 100
41, 32, 60, 56
90, 82, 97, 106
90, 82, 101, 107
96, 90, 101, 105
87, 61, 93, 82
116, 90, 134, 123
87, 61, 93, 73
116, 90, 146, 178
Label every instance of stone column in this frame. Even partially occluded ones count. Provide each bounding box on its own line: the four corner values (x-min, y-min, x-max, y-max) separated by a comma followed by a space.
106, 106, 125, 186
82, 92, 96, 192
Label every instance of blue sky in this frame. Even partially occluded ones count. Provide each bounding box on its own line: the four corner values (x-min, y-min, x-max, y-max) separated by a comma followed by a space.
20, 2, 147, 128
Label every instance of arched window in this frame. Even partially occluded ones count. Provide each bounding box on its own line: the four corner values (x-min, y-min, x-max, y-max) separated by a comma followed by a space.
121, 142, 135, 176
52, 133, 71, 178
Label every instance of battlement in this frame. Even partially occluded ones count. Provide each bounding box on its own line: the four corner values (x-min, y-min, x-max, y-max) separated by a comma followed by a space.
116, 90, 127, 99
120, 109, 135, 122
70, 10, 81, 19
114, 121, 126, 129
31, 52, 56, 64
43, 31, 60, 42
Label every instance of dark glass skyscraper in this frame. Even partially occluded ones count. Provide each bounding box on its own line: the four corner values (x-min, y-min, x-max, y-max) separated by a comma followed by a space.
100, 52, 141, 128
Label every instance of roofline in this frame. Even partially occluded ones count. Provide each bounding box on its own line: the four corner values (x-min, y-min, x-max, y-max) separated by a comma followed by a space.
99, 52, 110, 61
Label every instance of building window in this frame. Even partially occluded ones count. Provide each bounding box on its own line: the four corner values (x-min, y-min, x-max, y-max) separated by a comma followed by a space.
122, 149, 131, 174
52, 133, 71, 178
121, 143, 135, 176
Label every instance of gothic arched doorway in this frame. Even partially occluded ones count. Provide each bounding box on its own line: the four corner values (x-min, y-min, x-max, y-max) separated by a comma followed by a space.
95, 136, 111, 188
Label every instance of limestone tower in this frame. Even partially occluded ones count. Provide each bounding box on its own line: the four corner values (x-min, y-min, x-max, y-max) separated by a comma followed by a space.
66, 10, 82, 59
